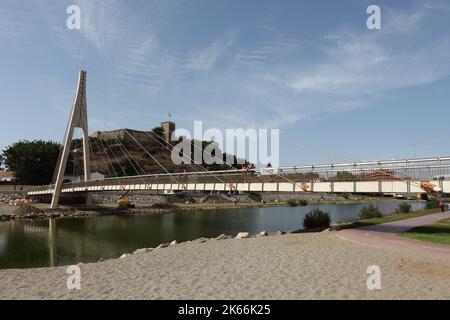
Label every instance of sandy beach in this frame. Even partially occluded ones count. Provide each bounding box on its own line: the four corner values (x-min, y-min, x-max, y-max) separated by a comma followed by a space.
1, 231, 450, 300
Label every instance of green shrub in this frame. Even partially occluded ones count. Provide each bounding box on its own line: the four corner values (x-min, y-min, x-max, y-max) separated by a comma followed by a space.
425, 198, 440, 209
359, 205, 382, 219
341, 193, 350, 199
248, 192, 262, 202
287, 199, 298, 207
303, 208, 331, 230
298, 199, 308, 206
396, 202, 412, 213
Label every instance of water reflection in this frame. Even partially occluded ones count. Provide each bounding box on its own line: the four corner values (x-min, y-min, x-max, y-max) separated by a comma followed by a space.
48, 219, 57, 267
0, 201, 425, 269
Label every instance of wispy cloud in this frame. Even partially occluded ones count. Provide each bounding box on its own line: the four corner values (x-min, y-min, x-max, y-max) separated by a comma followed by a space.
233, 21, 299, 68
271, 3, 450, 114
185, 30, 238, 72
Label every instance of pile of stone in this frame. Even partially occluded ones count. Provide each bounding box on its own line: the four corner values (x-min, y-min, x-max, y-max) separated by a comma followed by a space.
0, 193, 36, 206
92, 193, 166, 205
14, 205, 45, 216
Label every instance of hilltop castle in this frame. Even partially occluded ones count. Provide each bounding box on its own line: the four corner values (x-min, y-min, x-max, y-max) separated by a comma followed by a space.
90, 121, 175, 145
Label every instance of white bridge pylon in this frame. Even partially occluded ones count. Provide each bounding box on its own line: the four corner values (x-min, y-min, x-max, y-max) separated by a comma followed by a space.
50, 70, 91, 208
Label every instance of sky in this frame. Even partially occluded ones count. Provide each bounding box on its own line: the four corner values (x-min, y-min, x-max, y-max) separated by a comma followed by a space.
1, 0, 450, 166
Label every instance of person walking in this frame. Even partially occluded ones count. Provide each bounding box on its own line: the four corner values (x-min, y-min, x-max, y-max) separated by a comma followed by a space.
438, 200, 446, 213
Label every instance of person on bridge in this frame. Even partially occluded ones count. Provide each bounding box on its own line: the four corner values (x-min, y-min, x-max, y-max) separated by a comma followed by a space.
439, 201, 446, 213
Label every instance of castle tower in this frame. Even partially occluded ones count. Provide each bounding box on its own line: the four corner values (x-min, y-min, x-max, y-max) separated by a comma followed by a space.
161, 121, 175, 144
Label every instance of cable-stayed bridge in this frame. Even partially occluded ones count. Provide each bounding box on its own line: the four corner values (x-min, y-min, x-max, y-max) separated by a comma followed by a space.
25, 71, 450, 207
28, 156, 450, 197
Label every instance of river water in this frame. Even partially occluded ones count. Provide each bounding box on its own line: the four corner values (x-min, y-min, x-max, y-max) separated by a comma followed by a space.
0, 201, 424, 269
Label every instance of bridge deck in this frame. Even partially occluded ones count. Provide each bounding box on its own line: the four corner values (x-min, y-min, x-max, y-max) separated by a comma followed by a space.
28, 179, 449, 196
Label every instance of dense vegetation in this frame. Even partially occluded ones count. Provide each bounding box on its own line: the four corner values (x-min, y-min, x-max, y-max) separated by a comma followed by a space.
396, 202, 412, 213
359, 204, 382, 219
303, 208, 331, 230
2, 140, 62, 185
287, 199, 308, 207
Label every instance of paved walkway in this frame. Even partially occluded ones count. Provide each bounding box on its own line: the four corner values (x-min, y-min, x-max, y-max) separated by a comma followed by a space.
336, 211, 450, 257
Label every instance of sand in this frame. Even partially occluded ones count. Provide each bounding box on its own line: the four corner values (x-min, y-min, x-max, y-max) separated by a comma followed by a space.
1, 231, 450, 300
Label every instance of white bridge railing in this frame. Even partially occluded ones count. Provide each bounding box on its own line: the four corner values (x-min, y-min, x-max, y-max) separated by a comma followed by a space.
28, 156, 450, 196
28, 180, 450, 195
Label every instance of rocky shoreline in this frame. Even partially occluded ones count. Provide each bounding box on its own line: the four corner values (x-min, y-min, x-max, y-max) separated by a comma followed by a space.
112, 230, 286, 262
0, 190, 405, 222
0, 205, 100, 221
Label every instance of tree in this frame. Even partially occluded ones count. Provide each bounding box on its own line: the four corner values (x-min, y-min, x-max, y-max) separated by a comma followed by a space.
2, 140, 62, 185
334, 171, 356, 181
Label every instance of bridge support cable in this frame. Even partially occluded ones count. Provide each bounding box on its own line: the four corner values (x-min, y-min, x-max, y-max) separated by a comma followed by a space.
97, 137, 120, 178
124, 130, 180, 184
78, 111, 121, 187
140, 131, 228, 185
87, 140, 100, 178
79, 113, 111, 183
111, 136, 147, 185
94, 135, 125, 189
148, 130, 308, 189
101, 138, 130, 177
91, 137, 123, 187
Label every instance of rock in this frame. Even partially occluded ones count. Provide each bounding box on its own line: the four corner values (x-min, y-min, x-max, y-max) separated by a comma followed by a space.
98, 257, 104, 262
133, 248, 147, 255
321, 228, 331, 233
196, 237, 208, 243
257, 231, 268, 237
235, 232, 251, 239
275, 230, 286, 236
119, 254, 129, 259
215, 234, 228, 240
156, 242, 169, 249
170, 240, 178, 246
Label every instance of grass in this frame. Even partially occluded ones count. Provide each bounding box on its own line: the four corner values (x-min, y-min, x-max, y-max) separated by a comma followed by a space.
333, 208, 441, 230
400, 218, 450, 245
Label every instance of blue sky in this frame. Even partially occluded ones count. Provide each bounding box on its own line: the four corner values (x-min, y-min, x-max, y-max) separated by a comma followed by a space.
1, 0, 450, 166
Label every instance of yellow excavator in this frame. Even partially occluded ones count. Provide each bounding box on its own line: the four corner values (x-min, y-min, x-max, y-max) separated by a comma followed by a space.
117, 191, 135, 209
420, 181, 436, 194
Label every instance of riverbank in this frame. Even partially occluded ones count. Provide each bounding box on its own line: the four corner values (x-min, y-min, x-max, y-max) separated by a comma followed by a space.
0, 195, 423, 222
1, 190, 410, 221
1, 230, 449, 299
401, 217, 450, 245
332, 208, 442, 230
